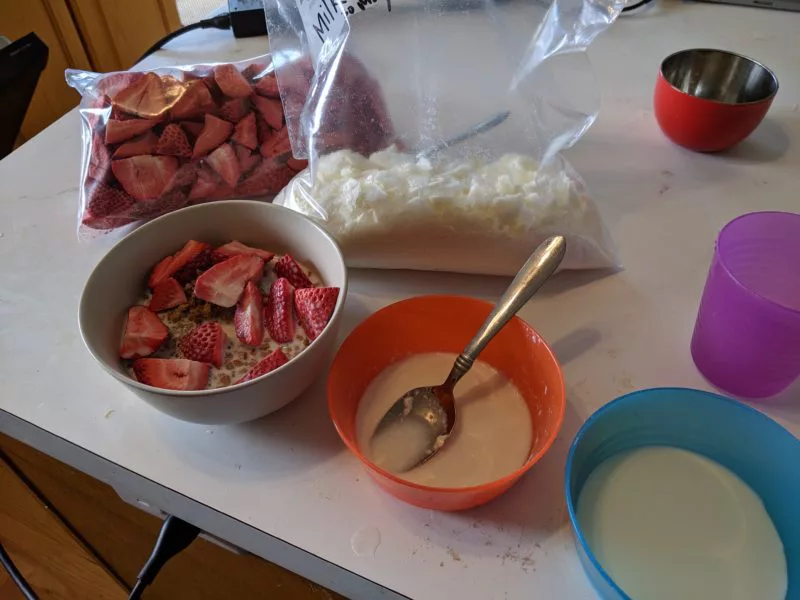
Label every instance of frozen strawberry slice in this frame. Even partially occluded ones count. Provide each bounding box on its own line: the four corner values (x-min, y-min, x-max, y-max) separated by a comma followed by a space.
156, 123, 192, 157
242, 62, 267, 81
192, 114, 233, 158
234, 281, 264, 346
252, 96, 284, 130
294, 287, 340, 341
265, 277, 295, 343
214, 241, 275, 262
232, 112, 257, 150
274, 254, 313, 289
105, 118, 157, 144
85, 182, 136, 220
218, 97, 250, 123
180, 120, 204, 140
194, 254, 265, 307
171, 80, 215, 120
149, 277, 188, 312
120, 305, 169, 359
148, 240, 211, 288
149, 256, 174, 289
178, 322, 227, 368
129, 187, 189, 220
253, 74, 280, 98
189, 167, 219, 201
236, 348, 289, 384
260, 126, 291, 158
206, 143, 241, 188
286, 158, 308, 172
235, 158, 293, 196
255, 115, 273, 145
213, 64, 252, 98
132, 358, 209, 391
113, 72, 182, 119
88, 133, 112, 181
234, 144, 261, 175
96, 72, 146, 100
113, 131, 158, 158
112, 155, 179, 200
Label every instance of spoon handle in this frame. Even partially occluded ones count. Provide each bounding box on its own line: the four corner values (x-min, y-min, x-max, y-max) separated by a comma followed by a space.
445, 236, 567, 386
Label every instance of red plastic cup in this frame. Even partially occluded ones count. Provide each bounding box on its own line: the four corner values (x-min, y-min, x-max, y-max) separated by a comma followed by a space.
691, 212, 800, 399
654, 49, 778, 152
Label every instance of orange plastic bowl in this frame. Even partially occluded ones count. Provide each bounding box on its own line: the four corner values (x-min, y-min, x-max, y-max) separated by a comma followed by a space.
327, 295, 566, 511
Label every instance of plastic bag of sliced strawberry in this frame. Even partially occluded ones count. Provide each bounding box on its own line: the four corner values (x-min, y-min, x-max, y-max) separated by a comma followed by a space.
65, 56, 311, 240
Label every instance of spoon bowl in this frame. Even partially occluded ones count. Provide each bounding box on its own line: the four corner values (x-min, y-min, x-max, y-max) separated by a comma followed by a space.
372, 236, 567, 471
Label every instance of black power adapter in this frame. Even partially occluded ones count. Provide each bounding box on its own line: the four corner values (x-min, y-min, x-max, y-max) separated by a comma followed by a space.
228, 0, 268, 37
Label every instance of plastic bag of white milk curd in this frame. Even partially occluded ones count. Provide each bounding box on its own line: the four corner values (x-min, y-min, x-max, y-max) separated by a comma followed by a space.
264, 0, 624, 275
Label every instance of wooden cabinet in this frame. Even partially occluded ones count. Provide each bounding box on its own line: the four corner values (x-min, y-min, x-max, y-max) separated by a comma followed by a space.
1, 0, 182, 144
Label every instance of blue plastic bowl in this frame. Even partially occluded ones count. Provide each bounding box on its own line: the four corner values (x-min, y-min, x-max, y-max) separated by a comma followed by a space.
565, 387, 800, 600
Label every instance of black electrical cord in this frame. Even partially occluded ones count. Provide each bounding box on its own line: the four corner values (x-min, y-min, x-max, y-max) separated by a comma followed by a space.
622, 0, 656, 12
136, 13, 232, 65
128, 515, 201, 600
0, 543, 38, 600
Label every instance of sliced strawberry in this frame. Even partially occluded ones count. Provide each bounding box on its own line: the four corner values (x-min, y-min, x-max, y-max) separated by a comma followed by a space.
156, 123, 192, 157
171, 80, 215, 120
88, 133, 112, 181
105, 118, 157, 144
214, 240, 275, 262
96, 72, 146, 100
213, 64, 252, 98
149, 277, 188, 312
192, 113, 233, 158
286, 158, 308, 172
180, 120, 204, 139
189, 166, 219, 201
206, 143, 241, 187
265, 277, 295, 343
85, 181, 136, 220
178, 322, 227, 368
234, 281, 264, 346
235, 158, 294, 196
253, 73, 280, 98
164, 162, 198, 193
112, 155, 179, 200
232, 112, 257, 150
242, 62, 267, 81
255, 114, 273, 145
234, 144, 261, 175
260, 126, 291, 158
194, 254, 265, 307
120, 305, 169, 359
113, 72, 182, 119
149, 256, 174, 289
294, 287, 339, 341
236, 348, 289, 384
173, 246, 214, 284
148, 240, 210, 288
218, 97, 250, 123
132, 358, 209, 391
129, 187, 189, 220
113, 131, 158, 158
274, 254, 313, 289
252, 96, 284, 130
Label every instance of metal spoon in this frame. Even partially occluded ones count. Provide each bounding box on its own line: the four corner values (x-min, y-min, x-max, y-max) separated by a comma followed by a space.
415, 111, 511, 161
371, 236, 567, 473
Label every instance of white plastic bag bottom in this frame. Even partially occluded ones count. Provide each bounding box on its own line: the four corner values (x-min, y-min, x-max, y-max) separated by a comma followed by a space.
273, 147, 619, 277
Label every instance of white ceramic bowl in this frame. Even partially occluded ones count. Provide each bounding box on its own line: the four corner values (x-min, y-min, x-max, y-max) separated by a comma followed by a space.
79, 201, 348, 424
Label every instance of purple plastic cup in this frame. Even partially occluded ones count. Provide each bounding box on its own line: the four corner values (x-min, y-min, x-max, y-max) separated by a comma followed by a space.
691, 211, 800, 399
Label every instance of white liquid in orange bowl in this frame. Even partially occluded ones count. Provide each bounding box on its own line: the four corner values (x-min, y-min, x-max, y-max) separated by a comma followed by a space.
576, 446, 787, 600
355, 352, 532, 488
